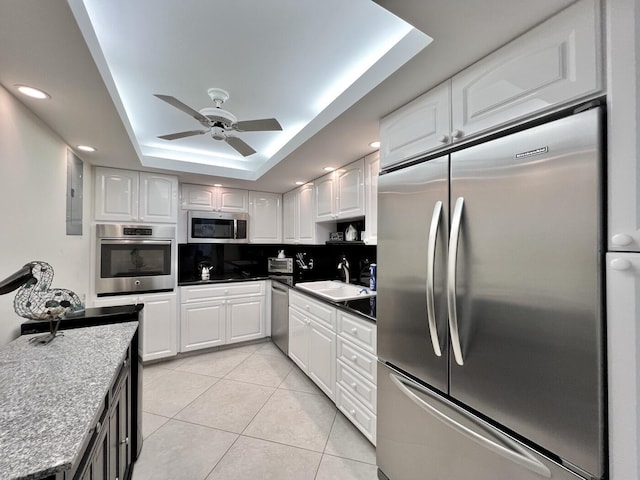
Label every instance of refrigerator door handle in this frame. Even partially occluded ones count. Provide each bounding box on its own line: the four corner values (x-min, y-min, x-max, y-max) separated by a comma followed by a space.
426, 200, 443, 357
448, 196, 465, 366
389, 372, 552, 478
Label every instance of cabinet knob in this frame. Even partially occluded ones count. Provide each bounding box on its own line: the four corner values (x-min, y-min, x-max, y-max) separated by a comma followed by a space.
96, 421, 101, 433
451, 130, 464, 139
612, 233, 633, 246
224, 289, 229, 294
351, 355, 358, 362
351, 382, 357, 389
438, 135, 449, 143
610, 258, 632, 271
351, 328, 358, 335
305, 305, 310, 311
349, 409, 356, 417
121, 436, 129, 445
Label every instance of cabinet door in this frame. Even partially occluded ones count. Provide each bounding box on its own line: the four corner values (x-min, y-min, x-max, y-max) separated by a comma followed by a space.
283, 190, 298, 244
140, 293, 177, 361
94, 167, 138, 222
139, 172, 178, 223
380, 81, 451, 169
118, 375, 130, 480
91, 421, 109, 480
180, 300, 226, 352
181, 184, 216, 210
249, 191, 282, 243
335, 159, 365, 220
217, 187, 249, 212
451, 0, 601, 141
363, 152, 379, 245
288, 307, 309, 371
226, 296, 265, 344
606, 252, 640, 480
297, 183, 316, 244
308, 319, 336, 401
315, 173, 336, 222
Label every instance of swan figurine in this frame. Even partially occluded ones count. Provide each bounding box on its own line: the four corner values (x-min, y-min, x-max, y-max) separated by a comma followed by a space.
0, 261, 84, 343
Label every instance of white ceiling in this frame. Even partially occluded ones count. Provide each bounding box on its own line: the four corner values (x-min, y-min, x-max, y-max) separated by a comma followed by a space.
0, 0, 575, 193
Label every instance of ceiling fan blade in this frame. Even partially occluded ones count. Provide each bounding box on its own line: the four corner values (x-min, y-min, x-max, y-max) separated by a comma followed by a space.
158, 130, 207, 140
225, 136, 257, 157
154, 94, 210, 125
234, 118, 282, 132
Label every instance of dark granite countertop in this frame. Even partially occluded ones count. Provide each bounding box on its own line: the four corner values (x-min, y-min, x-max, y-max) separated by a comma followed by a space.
0, 322, 138, 480
179, 275, 376, 322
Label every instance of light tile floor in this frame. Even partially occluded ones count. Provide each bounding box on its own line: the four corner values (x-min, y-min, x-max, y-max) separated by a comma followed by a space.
132, 340, 378, 480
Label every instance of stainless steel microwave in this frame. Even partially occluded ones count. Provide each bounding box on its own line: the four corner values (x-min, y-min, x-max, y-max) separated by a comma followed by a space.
188, 211, 249, 243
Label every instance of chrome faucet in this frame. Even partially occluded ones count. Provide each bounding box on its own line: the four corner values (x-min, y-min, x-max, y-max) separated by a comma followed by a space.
337, 257, 350, 284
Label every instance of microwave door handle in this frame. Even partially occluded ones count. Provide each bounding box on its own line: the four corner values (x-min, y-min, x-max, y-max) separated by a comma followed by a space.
100, 239, 172, 245
447, 196, 465, 366
233, 219, 238, 240
426, 200, 443, 357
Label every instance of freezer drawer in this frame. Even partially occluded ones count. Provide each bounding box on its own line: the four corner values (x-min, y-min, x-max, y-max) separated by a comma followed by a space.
377, 362, 587, 480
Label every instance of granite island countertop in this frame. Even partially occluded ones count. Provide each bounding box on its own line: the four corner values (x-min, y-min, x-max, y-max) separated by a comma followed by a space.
0, 322, 138, 480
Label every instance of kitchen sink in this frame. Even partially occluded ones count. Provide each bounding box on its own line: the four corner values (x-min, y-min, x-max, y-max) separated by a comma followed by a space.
295, 280, 376, 301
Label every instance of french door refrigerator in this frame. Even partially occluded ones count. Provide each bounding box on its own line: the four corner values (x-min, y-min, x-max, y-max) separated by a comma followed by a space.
376, 106, 605, 480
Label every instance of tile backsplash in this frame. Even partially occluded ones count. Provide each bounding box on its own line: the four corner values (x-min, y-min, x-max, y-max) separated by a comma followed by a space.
178, 243, 376, 284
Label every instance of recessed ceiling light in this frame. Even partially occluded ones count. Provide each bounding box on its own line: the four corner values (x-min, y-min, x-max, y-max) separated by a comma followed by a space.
77, 145, 96, 152
16, 85, 50, 100
213, 183, 222, 187
295, 181, 305, 185
369, 141, 380, 149
323, 167, 335, 172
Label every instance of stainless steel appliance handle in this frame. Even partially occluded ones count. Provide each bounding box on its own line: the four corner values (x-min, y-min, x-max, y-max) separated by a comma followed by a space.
233, 219, 238, 240
100, 239, 172, 246
447, 196, 465, 366
426, 201, 443, 357
389, 372, 552, 478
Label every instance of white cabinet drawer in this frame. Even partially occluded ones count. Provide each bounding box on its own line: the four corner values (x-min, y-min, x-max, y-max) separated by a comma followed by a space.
289, 290, 336, 330
336, 384, 376, 445
337, 337, 376, 383
181, 281, 264, 302
337, 311, 376, 354
337, 360, 376, 413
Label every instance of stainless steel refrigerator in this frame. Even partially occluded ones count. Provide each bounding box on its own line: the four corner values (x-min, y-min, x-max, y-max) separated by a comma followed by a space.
376, 106, 605, 480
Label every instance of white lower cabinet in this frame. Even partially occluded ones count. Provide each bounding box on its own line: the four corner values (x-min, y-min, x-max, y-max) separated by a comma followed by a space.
288, 290, 377, 443
93, 292, 178, 362
288, 290, 337, 401
179, 281, 266, 352
180, 300, 225, 351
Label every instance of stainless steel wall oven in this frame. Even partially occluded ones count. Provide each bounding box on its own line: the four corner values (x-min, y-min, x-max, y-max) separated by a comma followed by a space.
96, 224, 175, 296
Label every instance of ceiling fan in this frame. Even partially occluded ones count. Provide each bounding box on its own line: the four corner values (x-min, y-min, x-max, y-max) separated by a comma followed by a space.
154, 88, 282, 157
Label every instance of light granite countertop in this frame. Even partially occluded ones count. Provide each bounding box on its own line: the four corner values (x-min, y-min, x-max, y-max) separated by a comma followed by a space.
0, 322, 138, 480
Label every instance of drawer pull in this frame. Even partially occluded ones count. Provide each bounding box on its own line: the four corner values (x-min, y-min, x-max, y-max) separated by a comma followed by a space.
305, 305, 310, 310
351, 328, 358, 334
224, 289, 229, 294
349, 409, 356, 417
351, 355, 358, 362
351, 382, 357, 389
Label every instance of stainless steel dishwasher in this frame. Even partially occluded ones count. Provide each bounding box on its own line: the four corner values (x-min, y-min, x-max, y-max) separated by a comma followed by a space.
271, 281, 289, 354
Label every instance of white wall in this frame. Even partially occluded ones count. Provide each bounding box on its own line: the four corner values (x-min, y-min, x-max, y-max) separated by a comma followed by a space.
0, 84, 91, 345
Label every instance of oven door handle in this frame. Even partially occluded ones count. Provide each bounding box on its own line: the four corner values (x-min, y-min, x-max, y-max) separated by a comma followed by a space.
100, 240, 172, 245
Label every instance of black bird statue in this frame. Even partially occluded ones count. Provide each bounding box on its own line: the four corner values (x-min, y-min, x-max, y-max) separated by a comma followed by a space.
0, 261, 84, 344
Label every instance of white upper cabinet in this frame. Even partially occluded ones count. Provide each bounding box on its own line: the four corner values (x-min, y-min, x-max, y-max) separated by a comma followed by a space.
248, 191, 282, 243
298, 183, 316, 243
283, 189, 298, 243
181, 184, 249, 213
315, 159, 365, 222
314, 174, 335, 222
363, 152, 380, 245
380, 81, 451, 169
451, 0, 602, 141
335, 159, 365, 219
139, 172, 179, 223
283, 183, 320, 244
95, 167, 177, 223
